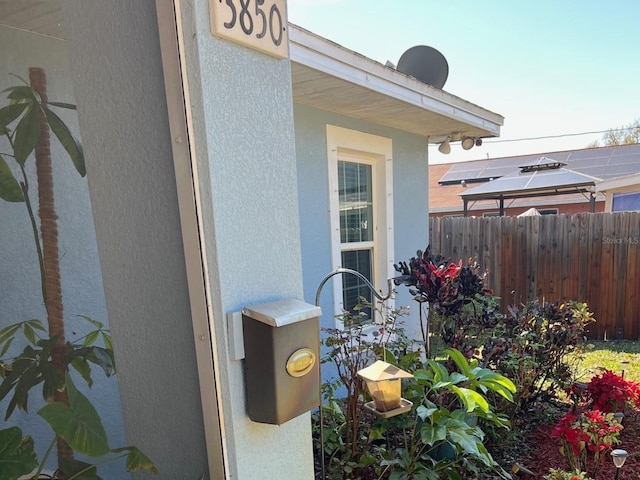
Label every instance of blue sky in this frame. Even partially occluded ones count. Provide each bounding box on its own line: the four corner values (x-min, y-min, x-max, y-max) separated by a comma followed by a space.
287, 1, 640, 163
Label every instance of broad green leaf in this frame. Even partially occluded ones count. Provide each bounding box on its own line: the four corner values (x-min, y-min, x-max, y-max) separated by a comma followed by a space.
416, 404, 437, 421
448, 372, 468, 385
420, 423, 446, 445
0, 337, 13, 357
12, 106, 39, 166
450, 386, 489, 413
0, 427, 38, 480
0, 155, 23, 202
448, 429, 480, 458
86, 346, 115, 377
112, 446, 159, 474
481, 378, 516, 401
389, 470, 408, 480
101, 331, 113, 351
3, 86, 39, 103
22, 323, 36, 345
43, 107, 86, 177
83, 330, 99, 347
71, 356, 93, 388
59, 457, 98, 480
445, 348, 473, 378
0, 103, 28, 129
0, 323, 21, 342
38, 375, 109, 457
78, 315, 104, 330
427, 360, 448, 382
25, 319, 46, 332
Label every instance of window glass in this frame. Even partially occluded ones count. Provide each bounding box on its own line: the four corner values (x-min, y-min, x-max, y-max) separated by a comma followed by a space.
341, 249, 373, 315
338, 161, 373, 243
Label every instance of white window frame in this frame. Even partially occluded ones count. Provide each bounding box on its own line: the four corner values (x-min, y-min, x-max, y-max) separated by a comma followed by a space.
327, 125, 394, 329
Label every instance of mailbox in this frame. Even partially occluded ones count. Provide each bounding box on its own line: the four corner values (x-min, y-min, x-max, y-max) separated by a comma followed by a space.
242, 298, 321, 425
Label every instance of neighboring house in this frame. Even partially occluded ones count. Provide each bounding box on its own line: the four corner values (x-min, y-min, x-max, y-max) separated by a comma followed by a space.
430, 144, 640, 217
0, 2, 502, 480
596, 172, 640, 211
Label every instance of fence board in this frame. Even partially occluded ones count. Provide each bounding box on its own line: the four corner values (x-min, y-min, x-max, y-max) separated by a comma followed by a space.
429, 212, 640, 340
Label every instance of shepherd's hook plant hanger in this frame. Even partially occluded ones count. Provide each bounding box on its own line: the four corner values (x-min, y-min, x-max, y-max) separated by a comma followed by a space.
315, 267, 412, 479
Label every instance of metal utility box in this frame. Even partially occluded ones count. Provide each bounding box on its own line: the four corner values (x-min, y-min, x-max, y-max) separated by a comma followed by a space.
242, 299, 321, 425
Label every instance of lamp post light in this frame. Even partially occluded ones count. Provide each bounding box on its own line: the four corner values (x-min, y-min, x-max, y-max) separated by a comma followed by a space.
611, 449, 628, 480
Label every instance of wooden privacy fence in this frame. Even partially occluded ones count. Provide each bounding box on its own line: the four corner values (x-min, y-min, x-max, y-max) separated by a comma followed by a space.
429, 212, 640, 340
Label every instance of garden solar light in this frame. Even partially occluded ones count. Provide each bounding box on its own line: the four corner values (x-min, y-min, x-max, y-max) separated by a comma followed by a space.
357, 360, 413, 418
611, 449, 628, 480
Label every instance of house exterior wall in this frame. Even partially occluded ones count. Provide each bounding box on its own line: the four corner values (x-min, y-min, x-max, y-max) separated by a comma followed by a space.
294, 104, 430, 344
60, 0, 314, 479
0, 26, 128, 478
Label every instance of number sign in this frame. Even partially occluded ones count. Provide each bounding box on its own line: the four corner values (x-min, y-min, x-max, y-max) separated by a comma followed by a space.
210, 0, 289, 59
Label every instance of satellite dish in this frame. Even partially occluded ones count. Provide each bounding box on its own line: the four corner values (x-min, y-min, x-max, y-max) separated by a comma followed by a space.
396, 46, 449, 89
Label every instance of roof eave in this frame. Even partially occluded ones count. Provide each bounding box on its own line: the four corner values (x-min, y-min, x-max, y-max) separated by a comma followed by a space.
289, 24, 503, 140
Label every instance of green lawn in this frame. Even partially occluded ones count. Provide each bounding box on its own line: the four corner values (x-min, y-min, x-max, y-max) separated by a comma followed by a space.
574, 340, 640, 383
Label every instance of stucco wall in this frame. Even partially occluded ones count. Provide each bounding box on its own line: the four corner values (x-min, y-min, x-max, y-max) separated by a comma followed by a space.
182, 1, 314, 478
60, 0, 315, 479
293, 104, 430, 346
0, 26, 128, 478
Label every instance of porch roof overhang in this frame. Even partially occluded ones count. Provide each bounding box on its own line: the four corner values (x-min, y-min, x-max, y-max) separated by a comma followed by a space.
289, 25, 503, 141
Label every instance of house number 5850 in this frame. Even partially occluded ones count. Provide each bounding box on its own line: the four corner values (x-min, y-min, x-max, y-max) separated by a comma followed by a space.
210, 0, 289, 59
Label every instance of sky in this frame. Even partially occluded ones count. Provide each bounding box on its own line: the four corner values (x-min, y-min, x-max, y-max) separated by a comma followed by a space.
286, 0, 640, 164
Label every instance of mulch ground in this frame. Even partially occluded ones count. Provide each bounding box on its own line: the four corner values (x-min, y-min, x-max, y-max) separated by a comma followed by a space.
516, 410, 640, 479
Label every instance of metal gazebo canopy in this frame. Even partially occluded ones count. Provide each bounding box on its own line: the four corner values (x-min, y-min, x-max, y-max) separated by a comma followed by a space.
458, 157, 601, 216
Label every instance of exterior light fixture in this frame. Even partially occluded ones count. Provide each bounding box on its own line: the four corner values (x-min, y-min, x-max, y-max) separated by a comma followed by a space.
461, 136, 475, 150
438, 136, 451, 154
357, 360, 413, 418
475, 138, 483, 147
611, 449, 628, 480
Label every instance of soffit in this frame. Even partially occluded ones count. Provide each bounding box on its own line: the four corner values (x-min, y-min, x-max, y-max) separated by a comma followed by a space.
289, 25, 503, 141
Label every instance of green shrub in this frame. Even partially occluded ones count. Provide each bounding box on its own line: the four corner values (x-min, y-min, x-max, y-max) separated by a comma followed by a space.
314, 301, 515, 480
483, 300, 595, 414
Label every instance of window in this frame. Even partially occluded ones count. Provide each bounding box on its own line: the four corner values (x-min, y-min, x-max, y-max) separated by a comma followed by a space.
539, 208, 558, 215
339, 160, 374, 314
327, 126, 393, 325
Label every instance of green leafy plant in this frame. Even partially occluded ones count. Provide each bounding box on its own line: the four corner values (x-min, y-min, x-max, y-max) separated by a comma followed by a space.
382, 348, 515, 480
483, 300, 595, 415
314, 298, 516, 480
0, 70, 157, 479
